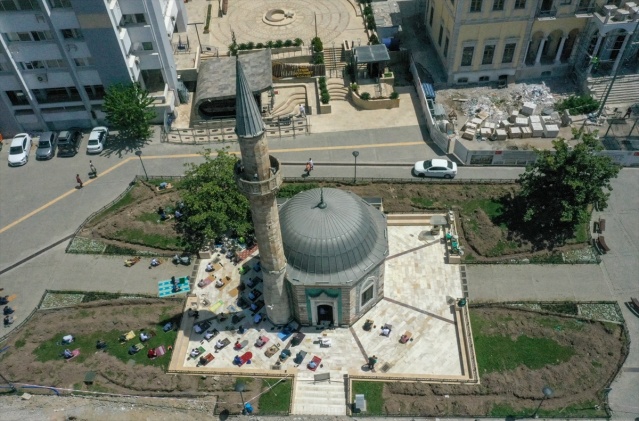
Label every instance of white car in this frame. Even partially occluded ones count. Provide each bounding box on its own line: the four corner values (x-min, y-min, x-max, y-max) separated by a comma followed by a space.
412, 158, 458, 179
8, 133, 32, 167
86, 126, 108, 154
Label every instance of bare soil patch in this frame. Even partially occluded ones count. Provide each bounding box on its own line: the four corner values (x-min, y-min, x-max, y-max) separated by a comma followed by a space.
80, 181, 589, 262
379, 307, 625, 417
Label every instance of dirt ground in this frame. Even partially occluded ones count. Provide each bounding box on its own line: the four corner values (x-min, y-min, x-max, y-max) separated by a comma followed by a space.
381, 307, 625, 417
0, 302, 624, 418
81, 181, 586, 261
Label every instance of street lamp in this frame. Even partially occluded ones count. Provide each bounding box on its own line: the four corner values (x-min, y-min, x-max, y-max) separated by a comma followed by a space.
532, 386, 553, 419
135, 150, 149, 181
352, 150, 359, 183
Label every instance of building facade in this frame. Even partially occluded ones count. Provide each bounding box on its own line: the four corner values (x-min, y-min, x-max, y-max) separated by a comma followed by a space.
425, 0, 639, 86
0, 0, 187, 135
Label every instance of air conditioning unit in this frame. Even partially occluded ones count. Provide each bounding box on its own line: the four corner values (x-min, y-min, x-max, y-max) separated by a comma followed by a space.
134, 56, 140, 64
37, 74, 48, 82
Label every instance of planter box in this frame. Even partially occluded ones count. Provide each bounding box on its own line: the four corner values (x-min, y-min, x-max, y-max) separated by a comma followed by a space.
351, 90, 400, 110
319, 103, 332, 114
380, 72, 394, 86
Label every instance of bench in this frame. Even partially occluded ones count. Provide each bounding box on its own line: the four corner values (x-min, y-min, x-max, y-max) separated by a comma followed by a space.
597, 236, 610, 253
594, 218, 606, 234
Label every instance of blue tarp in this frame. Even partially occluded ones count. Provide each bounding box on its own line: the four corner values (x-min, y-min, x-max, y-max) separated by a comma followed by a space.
421, 83, 436, 100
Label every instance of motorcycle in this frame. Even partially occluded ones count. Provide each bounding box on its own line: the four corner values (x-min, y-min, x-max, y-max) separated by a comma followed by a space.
172, 254, 191, 265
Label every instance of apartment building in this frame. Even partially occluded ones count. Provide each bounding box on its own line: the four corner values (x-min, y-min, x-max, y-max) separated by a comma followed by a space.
425, 0, 639, 86
0, 0, 188, 134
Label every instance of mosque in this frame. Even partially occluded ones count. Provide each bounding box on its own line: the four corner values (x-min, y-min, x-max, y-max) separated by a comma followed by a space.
233, 59, 389, 327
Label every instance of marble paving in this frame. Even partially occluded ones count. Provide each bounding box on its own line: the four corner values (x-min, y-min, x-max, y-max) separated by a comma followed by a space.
171, 224, 466, 378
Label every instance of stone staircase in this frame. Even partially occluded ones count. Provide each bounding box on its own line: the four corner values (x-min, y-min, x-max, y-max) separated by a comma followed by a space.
587, 73, 639, 106
291, 371, 347, 416
323, 46, 347, 76
269, 91, 306, 117
327, 78, 350, 101
387, 213, 433, 226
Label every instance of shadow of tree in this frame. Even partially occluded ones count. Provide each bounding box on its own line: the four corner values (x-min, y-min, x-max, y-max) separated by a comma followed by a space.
100, 131, 153, 159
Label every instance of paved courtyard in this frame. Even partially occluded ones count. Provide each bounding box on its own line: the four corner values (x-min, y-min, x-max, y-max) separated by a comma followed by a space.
170, 224, 468, 379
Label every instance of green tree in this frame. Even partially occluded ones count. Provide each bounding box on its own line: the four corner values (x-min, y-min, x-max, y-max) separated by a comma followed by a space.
102, 83, 155, 140
176, 149, 252, 252
511, 132, 620, 244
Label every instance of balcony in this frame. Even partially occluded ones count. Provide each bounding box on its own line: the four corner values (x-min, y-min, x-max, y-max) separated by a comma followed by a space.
593, 4, 638, 31
236, 155, 283, 197
536, 5, 557, 19
575, 5, 595, 16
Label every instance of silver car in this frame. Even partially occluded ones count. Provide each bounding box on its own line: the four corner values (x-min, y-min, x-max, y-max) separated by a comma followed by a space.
412, 158, 458, 179
35, 131, 58, 160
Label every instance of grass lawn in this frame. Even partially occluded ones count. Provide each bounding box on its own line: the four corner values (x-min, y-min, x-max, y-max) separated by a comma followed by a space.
489, 400, 605, 418
471, 312, 575, 374
34, 323, 178, 371
258, 378, 292, 414
351, 381, 384, 415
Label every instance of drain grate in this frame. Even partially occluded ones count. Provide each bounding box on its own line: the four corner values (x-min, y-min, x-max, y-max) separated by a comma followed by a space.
380, 362, 392, 373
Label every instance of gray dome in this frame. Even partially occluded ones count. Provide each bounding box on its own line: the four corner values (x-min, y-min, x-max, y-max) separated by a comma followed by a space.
279, 188, 388, 283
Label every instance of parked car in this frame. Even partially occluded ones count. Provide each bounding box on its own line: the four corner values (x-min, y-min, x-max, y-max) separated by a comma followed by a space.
86, 126, 108, 154
35, 131, 58, 160
57, 129, 82, 157
412, 158, 458, 179
8, 133, 32, 167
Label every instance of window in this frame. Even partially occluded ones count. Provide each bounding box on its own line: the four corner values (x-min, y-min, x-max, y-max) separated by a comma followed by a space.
361, 285, 374, 306
493, 0, 504, 10
31, 31, 53, 41
32, 87, 81, 104
74, 57, 94, 67
61, 28, 83, 39
514, 0, 526, 8
142, 42, 153, 51
6, 31, 52, 42
444, 37, 449, 57
20, 60, 45, 70
502, 43, 516, 63
121, 13, 147, 25
461, 46, 474, 66
84, 85, 105, 100
457, 77, 469, 83
48, 0, 72, 7
479, 76, 490, 81
560, 0, 572, 4
429, 6, 434, 26
438, 26, 443, 46
16, 0, 40, 9
0, 62, 6, 71
46, 59, 67, 68
482, 45, 495, 64
470, 0, 482, 12
0, 0, 18, 11
6, 90, 29, 106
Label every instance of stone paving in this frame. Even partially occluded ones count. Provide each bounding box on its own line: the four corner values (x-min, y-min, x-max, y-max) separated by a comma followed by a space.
201, 0, 365, 51
170, 224, 466, 379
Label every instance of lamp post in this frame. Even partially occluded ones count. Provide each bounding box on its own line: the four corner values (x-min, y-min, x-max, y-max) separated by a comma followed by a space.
135, 150, 148, 181
187, 22, 205, 54
352, 150, 359, 183
532, 386, 553, 419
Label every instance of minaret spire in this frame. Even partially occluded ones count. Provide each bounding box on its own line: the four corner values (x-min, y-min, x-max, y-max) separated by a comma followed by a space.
235, 58, 264, 138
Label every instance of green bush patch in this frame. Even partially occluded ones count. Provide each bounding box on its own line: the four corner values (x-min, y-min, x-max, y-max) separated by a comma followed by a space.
111, 228, 180, 250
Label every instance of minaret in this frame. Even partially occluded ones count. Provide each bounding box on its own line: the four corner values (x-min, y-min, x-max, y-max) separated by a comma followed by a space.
234, 59, 291, 325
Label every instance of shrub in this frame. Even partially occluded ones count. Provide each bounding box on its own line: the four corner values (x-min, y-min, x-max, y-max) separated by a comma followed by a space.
274, 39, 284, 48
284, 39, 293, 47
311, 37, 323, 52
294, 38, 304, 47
350, 83, 359, 91
313, 54, 324, 65
360, 92, 371, 100
364, 5, 372, 15
321, 91, 331, 104
369, 34, 379, 45
228, 44, 238, 56
256, 42, 264, 49
238, 43, 248, 50
555, 94, 600, 114
390, 91, 399, 100
266, 40, 275, 48
367, 15, 376, 30
247, 41, 255, 50
319, 77, 327, 88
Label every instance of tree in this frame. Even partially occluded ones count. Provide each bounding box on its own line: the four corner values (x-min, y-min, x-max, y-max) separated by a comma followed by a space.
102, 83, 155, 140
176, 149, 252, 252
512, 132, 620, 244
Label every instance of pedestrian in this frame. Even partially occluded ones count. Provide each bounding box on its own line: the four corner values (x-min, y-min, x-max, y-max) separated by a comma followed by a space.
308, 158, 314, 170
299, 104, 306, 118
305, 162, 312, 176
75, 174, 83, 188
368, 355, 377, 370
89, 160, 97, 177
624, 107, 632, 118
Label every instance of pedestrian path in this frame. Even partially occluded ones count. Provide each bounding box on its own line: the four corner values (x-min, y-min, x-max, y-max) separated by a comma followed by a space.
291, 370, 347, 416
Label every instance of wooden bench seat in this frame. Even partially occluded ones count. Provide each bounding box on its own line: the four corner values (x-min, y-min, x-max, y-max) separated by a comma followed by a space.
597, 236, 610, 253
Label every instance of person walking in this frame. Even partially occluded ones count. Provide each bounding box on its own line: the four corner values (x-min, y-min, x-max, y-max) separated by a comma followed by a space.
89, 160, 97, 177
305, 162, 312, 176
75, 174, 83, 188
624, 107, 632, 119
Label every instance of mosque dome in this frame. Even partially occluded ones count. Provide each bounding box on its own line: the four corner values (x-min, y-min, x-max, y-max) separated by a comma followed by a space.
279, 188, 388, 284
